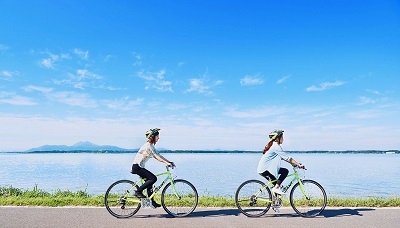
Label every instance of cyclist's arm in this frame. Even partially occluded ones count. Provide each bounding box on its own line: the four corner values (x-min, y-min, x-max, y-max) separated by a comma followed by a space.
288, 158, 304, 168
154, 154, 174, 167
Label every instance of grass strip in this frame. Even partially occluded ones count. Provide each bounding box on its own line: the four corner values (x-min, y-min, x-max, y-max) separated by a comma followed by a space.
1, 185, 399, 207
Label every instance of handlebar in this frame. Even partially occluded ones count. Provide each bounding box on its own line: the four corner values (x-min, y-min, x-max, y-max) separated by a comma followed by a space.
293, 163, 307, 170
166, 162, 176, 170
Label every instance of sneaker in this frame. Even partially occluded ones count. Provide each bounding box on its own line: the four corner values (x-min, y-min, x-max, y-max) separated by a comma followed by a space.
271, 187, 285, 195
134, 190, 146, 198
151, 200, 161, 208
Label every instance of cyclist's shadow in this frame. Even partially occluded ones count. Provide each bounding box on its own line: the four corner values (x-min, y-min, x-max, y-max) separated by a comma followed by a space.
319, 208, 375, 218
262, 208, 375, 218
188, 208, 241, 217
134, 208, 241, 218
133, 208, 374, 218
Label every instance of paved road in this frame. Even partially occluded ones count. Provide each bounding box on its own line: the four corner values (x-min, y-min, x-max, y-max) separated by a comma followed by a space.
1, 206, 399, 228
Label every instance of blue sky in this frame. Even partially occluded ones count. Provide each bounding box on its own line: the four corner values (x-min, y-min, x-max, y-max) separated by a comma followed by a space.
1, 0, 399, 151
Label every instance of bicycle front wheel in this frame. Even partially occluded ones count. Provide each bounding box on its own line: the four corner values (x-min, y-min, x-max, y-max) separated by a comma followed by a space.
290, 179, 327, 217
235, 180, 272, 217
161, 179, 198, 217
104, 180, 141, 218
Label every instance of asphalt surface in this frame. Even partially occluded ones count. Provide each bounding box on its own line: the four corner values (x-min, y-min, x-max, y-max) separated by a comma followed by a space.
1, 206, 399, 228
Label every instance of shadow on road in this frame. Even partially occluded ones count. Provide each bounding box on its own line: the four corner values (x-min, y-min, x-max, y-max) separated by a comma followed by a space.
190, 208, 241, 217
321, 208, 375, 218
259, 208, 376, 218
133, 208, 241, 218
132, 207, 375, 219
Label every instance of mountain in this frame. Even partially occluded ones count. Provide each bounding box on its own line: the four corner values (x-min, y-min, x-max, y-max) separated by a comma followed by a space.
26, 141, 130, 152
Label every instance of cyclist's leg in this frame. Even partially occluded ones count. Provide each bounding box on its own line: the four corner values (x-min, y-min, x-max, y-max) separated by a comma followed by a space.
276, 168, 288, 186
260, 170, 277, 184
131, 164, 157, 197
260, 169, 286, 195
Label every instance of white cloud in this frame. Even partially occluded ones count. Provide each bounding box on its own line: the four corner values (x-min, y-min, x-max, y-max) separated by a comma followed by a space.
166, 103, 188, 110
132, 52, 143, 66
366, 89, 380, 95
0, 114, 153, 151
137, 69, 173, 92
224, 106, 289, 118
1, 70, 19, 80
186, 78, 214, 95
133, 53, 142, 66
240, 74, 264, 86
23, 85, 54, 93
41, 58, 55, 68
214, 80, 224, 86
0, 92, 37, 106
348, 109, 383, 119
2, 71, 12, 77
47, 91, 98, 108
74, 48, 89, 60
277, 76, 290, 84
104, 54, 115, 62
104, 96, 144, 111
306, 81, 346, 91
40, 51, 69, 69
358, 96, 377, 105
102, 86, 126, 91
53, 69, 103, 89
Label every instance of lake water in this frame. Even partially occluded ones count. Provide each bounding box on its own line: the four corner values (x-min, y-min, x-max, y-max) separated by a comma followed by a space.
1, 152, 399, 198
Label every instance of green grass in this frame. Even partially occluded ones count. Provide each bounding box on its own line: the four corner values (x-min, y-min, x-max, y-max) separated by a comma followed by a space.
1, 185, 399, 207
0, 185, 104, 207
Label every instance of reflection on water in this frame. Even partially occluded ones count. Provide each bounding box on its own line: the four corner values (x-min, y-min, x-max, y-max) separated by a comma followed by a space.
0, 153, 399, 198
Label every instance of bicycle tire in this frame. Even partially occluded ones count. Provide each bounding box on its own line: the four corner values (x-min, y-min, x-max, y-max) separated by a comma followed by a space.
161, 179, 198, 217
104, 180, 141, 218
235, 179, 272, 217
289, 179, 327, 217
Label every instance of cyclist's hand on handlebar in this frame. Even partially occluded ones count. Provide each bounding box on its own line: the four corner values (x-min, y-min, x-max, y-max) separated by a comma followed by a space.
168, 162, 175, 168
294, 163, 306, 169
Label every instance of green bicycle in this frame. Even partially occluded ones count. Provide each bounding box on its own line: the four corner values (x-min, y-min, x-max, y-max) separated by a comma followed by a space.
105, 165, 198, 218
235, 165, 327, 217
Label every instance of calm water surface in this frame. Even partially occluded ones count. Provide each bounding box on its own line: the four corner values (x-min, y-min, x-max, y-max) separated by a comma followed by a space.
1, 153, 399, 198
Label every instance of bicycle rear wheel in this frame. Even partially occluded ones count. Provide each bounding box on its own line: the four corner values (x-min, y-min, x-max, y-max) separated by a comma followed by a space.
161, 179, 198, 217
235, 180, 272, 217
104, 180, 141, 218
290, 179, 327, 217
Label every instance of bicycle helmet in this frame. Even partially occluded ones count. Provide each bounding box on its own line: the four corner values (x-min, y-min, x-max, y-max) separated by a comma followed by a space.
268, 129, 284, 140
145, 128, 160, 139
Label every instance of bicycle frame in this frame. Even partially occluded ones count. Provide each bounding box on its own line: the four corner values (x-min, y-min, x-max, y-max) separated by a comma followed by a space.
255, 167, 308, 203
124, 166, 179, 204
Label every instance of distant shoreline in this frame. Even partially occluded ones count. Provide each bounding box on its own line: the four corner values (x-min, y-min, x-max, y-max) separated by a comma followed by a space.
1, 150, 399, 154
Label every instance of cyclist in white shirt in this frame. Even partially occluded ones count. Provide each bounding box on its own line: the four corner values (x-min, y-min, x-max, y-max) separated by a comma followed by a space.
257, 129, 304, 195
131, 128, 174, 208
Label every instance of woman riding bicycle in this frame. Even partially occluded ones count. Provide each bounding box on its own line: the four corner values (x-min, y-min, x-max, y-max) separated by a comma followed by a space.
257, 129, 304, 195
131, 128, 174, 208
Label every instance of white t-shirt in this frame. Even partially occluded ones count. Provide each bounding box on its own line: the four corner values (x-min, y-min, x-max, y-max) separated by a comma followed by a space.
257, 143, 291, 177
133, 142, 159, 168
